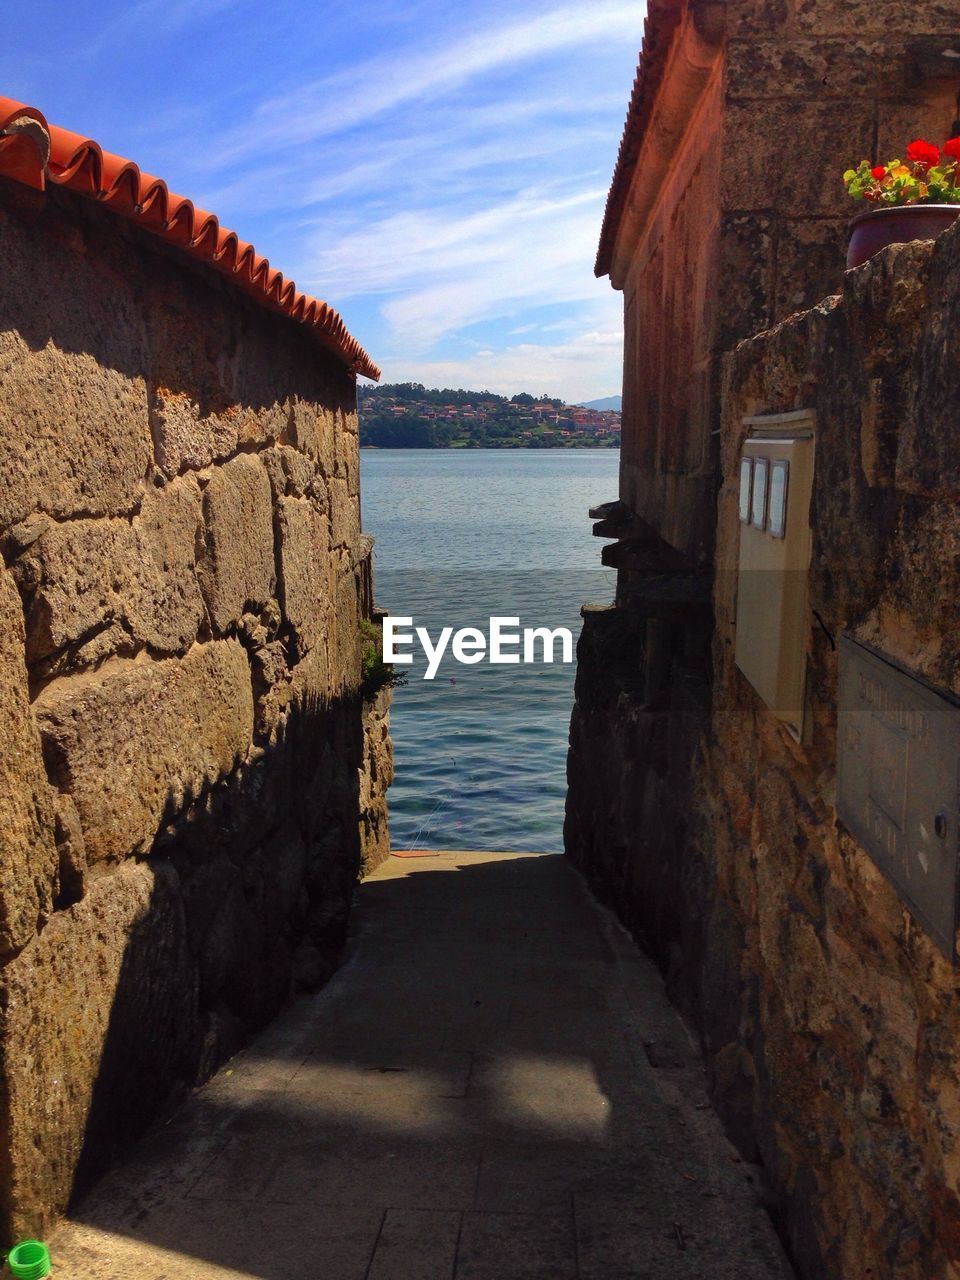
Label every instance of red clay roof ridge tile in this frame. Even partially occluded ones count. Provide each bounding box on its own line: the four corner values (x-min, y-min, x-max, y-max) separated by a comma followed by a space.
595, 0, 684, 280
0, 96, 380, 381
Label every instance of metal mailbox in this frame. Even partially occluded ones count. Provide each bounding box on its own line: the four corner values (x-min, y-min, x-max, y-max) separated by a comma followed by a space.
735, 411, 815, 740
837, 636, 960, 958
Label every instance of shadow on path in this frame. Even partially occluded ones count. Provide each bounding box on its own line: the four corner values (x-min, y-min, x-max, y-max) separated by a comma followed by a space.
52, 853, 793, 1280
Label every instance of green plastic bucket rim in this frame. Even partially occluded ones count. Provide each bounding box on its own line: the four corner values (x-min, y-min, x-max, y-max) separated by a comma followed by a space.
7, 1239, 50, 1279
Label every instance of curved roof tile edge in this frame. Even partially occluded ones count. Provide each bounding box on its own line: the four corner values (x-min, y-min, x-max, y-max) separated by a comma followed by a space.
0, 96, 380, 381
594, 1, 683, 280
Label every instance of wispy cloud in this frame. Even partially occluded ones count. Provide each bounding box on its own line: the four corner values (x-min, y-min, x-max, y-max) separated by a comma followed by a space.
377, 305, 624, 403
305, 186, 607, 352
216, 1, 642, 161
309, 186, 603, 294
4, 0, 643, 401
78, 0, 241, 62
204, 0, 642, 400
196, 87, 619, 220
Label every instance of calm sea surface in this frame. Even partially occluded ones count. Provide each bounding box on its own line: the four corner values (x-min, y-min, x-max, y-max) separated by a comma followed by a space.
359, 449, 619, 853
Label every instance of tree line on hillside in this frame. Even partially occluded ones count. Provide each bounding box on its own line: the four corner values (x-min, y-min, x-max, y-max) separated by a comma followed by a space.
357, 383, 618, 449
358, 383, 561, 408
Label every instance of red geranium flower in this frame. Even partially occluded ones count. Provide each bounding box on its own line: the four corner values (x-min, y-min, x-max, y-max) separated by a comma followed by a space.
943, 136, 960, 162
870, 165, 886, 180
906, 138, 940, 170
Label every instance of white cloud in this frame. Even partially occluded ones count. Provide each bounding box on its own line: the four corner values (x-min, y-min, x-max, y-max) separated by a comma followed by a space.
309, 185, 602, 292
375, 303, 624, 404
192, 0, 642, 399
304, 184, 611, 349
218, 0, 642, 158
8, 0, 641, 401
193, 83, 619, 228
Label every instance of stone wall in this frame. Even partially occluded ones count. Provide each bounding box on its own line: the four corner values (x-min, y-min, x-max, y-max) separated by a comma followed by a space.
701, 228, 960, 1279
0, 175, 390, 1239
575, 8, 960, 1058
359, 684, 393, 874
722, 5, 960, 337
573, 10, 960, 1271
619, 61, 723, 563
614, 1, 960, 567
572, 224, 960, 1277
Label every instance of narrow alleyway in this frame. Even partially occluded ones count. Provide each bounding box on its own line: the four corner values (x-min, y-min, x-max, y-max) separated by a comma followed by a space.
52, 852, 793, 1279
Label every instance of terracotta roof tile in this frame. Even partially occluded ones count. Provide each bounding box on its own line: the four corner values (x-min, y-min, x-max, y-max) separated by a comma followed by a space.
595, 0, 684, 279
0, 97, 380, 380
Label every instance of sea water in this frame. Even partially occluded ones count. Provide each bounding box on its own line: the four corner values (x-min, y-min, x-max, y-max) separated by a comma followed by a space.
360, 448, 619, 853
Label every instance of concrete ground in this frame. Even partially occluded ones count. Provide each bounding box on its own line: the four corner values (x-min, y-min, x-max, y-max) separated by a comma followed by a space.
51, 851, 793, 1279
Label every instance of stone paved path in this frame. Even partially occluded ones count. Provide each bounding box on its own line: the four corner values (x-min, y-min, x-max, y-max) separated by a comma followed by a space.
52, 852, 793, 1279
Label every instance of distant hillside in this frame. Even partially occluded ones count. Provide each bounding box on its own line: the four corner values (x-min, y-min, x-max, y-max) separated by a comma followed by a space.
358, 383, 621, 449
578, 395, 622, 412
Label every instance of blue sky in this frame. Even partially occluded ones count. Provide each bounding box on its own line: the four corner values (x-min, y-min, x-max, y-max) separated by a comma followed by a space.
4, 1, 644, 401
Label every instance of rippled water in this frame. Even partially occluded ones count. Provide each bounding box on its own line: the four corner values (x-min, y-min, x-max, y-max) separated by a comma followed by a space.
360, 449, 619, 853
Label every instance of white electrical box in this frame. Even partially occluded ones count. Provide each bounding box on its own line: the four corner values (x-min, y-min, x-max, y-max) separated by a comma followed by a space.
734, 411, 815, 739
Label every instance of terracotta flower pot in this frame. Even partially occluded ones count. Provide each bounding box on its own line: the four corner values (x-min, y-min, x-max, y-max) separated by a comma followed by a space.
847, 203, 960, 269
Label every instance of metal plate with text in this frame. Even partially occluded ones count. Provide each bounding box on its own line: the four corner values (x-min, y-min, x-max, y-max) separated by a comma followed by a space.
837, 636, 960, 958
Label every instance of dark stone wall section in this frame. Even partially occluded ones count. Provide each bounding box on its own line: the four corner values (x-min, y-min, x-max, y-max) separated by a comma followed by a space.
568, 228, 960, 1279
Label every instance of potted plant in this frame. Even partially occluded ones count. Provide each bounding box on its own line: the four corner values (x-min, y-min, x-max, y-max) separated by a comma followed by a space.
843, 137, 960, 268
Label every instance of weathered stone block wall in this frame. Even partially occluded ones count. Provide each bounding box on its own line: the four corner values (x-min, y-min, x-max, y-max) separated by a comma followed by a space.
359, 685, 393, 875
585, 12, 960, 979
617, 0, 960, 566
620, 63, 723, 564
574, 5, 960, 1273
723, 5, 960, 328
0, 176, 390, 1239
571, 219, 960, 1279
698, 228, 960, 1278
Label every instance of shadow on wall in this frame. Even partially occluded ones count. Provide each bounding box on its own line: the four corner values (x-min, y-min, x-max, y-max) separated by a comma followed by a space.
0, 171, 394, 1243
3, 179, 349, 422
48, 856, 793, 1280
0, 686, 381, 1240
71, 688, 368, 1202
565, 600, 713, 1008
